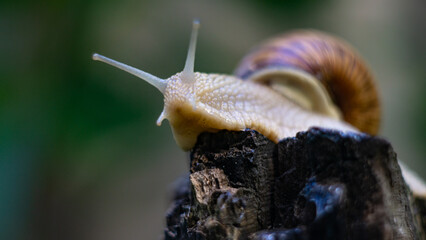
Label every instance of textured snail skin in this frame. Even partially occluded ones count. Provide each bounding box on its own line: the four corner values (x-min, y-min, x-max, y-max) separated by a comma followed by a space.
157, 72, 356, 151
234, 30, 380, 135
92, 25, 374, 151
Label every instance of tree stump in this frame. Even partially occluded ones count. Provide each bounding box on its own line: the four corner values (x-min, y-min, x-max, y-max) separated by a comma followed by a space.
164, 128, 425, 239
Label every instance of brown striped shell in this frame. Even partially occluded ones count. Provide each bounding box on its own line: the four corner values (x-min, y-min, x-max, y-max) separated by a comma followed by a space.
234, 30, 380, 135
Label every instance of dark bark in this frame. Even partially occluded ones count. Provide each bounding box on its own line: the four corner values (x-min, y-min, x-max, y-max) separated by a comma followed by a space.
164, 128, 425, 240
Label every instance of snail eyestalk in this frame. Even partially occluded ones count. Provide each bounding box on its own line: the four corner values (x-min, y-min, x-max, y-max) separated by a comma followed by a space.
92, 53, 167, 94
181, 20, 200, 84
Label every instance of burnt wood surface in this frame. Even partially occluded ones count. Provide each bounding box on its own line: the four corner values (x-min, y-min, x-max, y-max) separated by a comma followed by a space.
164, 128, 425, 240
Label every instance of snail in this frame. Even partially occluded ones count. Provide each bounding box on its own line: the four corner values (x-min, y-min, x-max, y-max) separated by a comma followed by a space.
92, 20, 379, 151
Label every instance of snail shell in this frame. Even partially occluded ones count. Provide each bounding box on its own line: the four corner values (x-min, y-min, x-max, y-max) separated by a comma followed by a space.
234, 30, 380, 135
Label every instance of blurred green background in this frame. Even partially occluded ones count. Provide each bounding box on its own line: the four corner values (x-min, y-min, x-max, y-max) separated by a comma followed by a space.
1, 0, 425, 239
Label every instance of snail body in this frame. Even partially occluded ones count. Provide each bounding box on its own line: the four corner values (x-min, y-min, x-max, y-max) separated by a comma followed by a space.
159, 71, 355, 150
92, 21, 378, 151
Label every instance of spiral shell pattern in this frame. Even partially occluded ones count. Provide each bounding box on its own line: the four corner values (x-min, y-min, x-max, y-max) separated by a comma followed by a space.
234, 30, 380, 135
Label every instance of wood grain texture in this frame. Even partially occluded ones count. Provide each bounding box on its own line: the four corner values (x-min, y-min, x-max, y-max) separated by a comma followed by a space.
164, 128, 424, 239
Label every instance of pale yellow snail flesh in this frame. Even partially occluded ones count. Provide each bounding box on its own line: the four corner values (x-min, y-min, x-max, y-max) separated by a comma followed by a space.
92, 21, 356, 151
